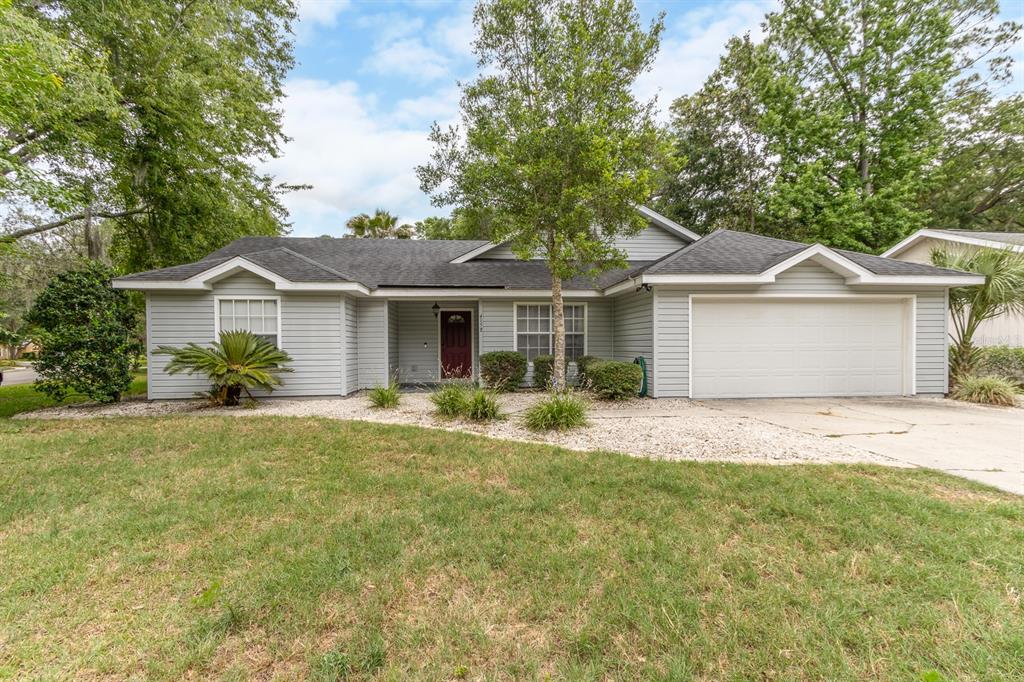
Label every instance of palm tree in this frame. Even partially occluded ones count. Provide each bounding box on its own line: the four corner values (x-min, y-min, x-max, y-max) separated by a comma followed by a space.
156, 330, 293, 405
345, 209, 414, 239
931, 246, 1024, 381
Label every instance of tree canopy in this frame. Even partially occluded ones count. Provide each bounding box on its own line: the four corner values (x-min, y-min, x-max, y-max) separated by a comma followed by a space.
346, 210, 414, 239
418, 0, 666, 388
656, 0, 1021, 251
1, 0, 298, 269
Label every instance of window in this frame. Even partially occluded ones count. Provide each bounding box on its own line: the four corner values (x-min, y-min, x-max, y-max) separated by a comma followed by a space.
515, 303, 586, 362
217, 298, 279, 347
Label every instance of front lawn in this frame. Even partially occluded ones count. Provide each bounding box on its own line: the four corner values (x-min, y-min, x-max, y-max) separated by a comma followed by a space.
1, 417, 1021, 679
0, 374, 147, 419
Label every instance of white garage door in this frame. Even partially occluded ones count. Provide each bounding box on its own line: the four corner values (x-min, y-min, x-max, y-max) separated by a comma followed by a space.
691, 299, 908, 398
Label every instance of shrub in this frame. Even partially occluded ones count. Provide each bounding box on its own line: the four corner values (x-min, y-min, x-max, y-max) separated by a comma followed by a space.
157, 330, 293, 406
26, 262, 143, 403
465, 389, 502, 421
950, 375, 1019, 406
979, 346, 1024, 388
586, 360, 643, 400
532, 354, 568, 389
574, 355, 602, 387
523, 392, 588, 431
479, 350, 527, 391
430, 382, 471, 418
368, 383, 400, 408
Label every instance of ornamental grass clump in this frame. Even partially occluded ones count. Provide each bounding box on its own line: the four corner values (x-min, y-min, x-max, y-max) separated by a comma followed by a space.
157, 330, 292, 406
949, 375, 1019, 407
430, 382, 471, 418
523, 392, 588, 431
464, 389, 502, 421
368, 383, 400, 409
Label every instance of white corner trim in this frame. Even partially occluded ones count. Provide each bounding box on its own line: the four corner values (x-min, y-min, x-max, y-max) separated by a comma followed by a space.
881, 229, 1024, 258
635, 205, 702, 242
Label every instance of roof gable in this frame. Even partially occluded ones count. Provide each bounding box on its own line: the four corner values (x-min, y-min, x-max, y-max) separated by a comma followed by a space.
882, 229, 1024, 258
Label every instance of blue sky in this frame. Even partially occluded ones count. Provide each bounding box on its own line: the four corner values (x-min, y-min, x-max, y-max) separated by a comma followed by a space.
265, 0, 1022, 237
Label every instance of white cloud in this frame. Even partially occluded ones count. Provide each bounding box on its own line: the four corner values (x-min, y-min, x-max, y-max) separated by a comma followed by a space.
635, 0, 776, 119
359, 4, 476, 83
295, 0, 350, 27
261, 79, 455, 236
364, 38, 454, 82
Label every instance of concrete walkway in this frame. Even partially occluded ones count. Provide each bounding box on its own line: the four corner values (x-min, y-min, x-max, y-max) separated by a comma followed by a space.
709, 397, 1024, 495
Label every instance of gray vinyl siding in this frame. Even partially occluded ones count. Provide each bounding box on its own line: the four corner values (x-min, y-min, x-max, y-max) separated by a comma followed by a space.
475, 223, 686, 262
768, 262, 850, 293
915, 290, 948, 394
652, 289, 688, 397
613, 289, 654, 391
387, 301, 399, 381
612, 223, 688, 260
147, 272, 345, 399
357, 298, 388, 389
394, 301, 479, 383
343, 297, 358, 395
147, 293, 215, 399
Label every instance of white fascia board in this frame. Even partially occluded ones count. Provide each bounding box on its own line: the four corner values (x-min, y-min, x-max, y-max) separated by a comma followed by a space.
640, 273, 774, 285
369, 287, 602, 299
852, 275, 986, 287
112, 256, 371, 294
635, 205, 702, 241
449, 242, 501, 264
881, 229, 1024, 257
762, 244, 875, 280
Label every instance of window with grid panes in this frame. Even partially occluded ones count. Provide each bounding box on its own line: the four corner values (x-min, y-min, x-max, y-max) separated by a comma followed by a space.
218, 299, 279, 347
515, 304, 585, 362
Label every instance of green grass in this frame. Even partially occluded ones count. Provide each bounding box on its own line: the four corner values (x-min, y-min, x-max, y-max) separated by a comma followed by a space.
1, 418, 1021, 679
0, 375, 147, 419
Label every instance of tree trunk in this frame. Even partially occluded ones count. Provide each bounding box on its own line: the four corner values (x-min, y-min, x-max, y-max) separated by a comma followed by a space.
550, 269, 566, 392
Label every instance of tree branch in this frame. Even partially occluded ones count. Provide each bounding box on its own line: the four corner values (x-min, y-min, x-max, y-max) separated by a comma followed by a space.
1, 207, 147, 242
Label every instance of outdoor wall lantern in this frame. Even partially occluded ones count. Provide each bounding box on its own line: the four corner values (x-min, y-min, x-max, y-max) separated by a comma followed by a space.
432, 302, 440, 318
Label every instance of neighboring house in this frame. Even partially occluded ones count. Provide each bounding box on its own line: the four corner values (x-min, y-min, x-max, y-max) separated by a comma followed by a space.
882, 229, 1024, 347
114, 207, 982, 400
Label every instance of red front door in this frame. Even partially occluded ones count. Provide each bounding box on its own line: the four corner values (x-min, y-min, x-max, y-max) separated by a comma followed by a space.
440, 310, 472, 379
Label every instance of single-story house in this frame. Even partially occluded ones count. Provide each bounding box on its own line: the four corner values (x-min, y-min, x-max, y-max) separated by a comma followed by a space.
882, 229, 1024, 347
114, 207, 983, 400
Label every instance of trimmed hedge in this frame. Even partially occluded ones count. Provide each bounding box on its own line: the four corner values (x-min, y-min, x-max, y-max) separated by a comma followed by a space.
480, 351, 527, 391
575, 355, 602, 387
979, 346, 1024, 388
586, 360, 643, 400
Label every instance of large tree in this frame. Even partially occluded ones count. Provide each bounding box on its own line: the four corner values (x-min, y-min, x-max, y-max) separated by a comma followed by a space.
1, 0, 297, 269
657, 0, 1020, 251
418, 0, 665, 389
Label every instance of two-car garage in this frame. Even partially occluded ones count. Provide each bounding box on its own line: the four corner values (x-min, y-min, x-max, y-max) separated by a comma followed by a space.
688, 298, 913, 399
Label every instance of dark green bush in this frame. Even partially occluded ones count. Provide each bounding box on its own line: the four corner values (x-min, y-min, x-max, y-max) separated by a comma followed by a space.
979, 346, 1024, 388
479, 350, 527, 391
465, 389, 502, 421
575, 355, 602, 387
430, 382, 471, 418
586, 360, 643, 400
532, 354, 568, 389
523, 392, 588, 431
26, 262, 142, 403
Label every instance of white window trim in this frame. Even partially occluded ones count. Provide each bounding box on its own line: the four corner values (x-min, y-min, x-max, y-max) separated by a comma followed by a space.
512, 302, 588, 363
213, 295, 283, 347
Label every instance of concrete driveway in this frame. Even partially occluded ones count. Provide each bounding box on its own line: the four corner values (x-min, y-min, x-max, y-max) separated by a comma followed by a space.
709, 397, 1024, 495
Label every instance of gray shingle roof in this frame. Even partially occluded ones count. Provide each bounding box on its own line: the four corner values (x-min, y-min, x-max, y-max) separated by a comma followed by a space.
943, 230, 1024, 247
644, 229, 973, 277
116, 229, 977, 289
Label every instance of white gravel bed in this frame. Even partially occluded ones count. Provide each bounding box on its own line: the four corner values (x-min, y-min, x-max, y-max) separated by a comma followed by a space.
20, 391, 892, 466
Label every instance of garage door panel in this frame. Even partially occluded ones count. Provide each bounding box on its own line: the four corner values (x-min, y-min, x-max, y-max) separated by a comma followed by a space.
692, 300, 907, 398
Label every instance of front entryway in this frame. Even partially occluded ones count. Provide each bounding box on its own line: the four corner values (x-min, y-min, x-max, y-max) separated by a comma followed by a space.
439, 310, 473, 379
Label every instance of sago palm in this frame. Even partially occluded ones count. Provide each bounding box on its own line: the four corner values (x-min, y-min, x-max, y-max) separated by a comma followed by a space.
156, 330, 293, 405
931, 246, 1024, 381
